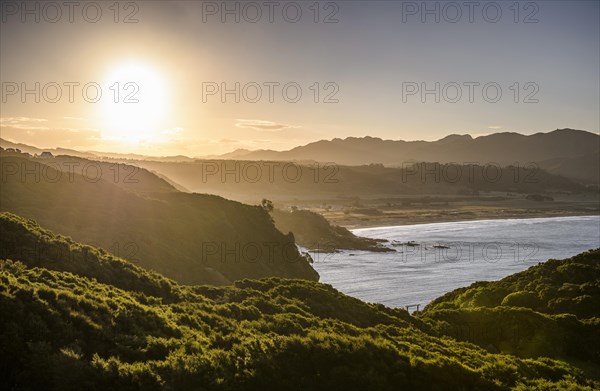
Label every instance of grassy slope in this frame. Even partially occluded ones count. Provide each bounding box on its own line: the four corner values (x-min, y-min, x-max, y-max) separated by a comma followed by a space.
419, 249, 600, 378
0, 212, 597, 390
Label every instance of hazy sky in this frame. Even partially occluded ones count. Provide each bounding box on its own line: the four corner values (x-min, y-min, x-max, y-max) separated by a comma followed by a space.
1, 0, 598, 156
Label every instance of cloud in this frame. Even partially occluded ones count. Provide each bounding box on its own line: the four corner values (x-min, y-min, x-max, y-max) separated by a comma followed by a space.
235, 119, 298, 132
214, 138, 241, 144
0, 124, 101, 149
160, 127, 184, 135
0, 117, 49, 129
0, 117, 48, 123
488, 125, 502, 129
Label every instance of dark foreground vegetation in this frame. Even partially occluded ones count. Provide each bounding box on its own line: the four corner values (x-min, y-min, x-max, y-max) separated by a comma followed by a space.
1, 212, 599, 390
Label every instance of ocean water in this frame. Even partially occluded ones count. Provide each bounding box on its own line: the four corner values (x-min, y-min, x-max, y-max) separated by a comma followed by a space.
309, 216, 600, 310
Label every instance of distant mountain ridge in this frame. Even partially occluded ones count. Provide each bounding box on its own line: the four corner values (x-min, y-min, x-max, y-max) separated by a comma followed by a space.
5, 128, 598, 166
0, 138, 194, 162
4, 128, 599, 183
206, 129, 599, 170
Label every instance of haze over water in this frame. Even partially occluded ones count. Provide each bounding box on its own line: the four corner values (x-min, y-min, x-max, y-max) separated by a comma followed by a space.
310, 216, 600, 309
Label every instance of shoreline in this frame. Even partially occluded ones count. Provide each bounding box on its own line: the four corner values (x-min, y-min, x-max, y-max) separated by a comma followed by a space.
328, 209, 600, 230
349, 213, 600, 233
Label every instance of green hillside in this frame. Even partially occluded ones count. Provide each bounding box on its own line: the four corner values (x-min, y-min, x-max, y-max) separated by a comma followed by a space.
419, 249, 600, 377
0, 212, 184, 302
1, 212, 598, 390
0, 153, 317, 285
422, 249, 600, 317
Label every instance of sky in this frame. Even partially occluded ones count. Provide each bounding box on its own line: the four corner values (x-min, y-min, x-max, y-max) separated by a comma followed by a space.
1, 0, 599, 156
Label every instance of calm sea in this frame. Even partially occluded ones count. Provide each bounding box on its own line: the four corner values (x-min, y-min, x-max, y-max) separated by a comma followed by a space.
310, 216, 600, 310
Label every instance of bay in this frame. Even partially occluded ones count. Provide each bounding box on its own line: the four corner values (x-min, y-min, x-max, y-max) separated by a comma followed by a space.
310, 216, 600, 310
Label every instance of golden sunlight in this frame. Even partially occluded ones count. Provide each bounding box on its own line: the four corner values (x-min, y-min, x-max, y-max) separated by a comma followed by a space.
100, 61, 170, 143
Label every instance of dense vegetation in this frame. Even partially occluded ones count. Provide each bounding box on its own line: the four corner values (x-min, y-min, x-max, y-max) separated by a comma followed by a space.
422, 250, 600, 317
0, 153, 317, 285
272, 208, 390, 252
419, 249, 600, 377
1, 212, 598, 390
0, 212, 184, 302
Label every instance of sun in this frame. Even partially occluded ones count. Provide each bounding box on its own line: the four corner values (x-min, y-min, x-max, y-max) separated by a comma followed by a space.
100, 61, 170, 143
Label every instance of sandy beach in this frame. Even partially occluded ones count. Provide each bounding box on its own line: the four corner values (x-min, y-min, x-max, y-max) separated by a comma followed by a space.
301, 194, 600, 229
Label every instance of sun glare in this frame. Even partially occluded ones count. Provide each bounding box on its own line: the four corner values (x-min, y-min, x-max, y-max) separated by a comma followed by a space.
101, 61, 170, 143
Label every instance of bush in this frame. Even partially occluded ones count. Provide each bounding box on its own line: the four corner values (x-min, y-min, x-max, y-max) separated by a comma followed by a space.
501, 291, 542, 310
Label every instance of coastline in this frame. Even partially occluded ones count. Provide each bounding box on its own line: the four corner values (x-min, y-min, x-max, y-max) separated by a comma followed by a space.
350, 214, 600, 233
326, 208, 600, 230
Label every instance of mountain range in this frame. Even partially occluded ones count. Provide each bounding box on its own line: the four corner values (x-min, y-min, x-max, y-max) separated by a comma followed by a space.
3, 128, 598, 183
211, 129, 598, 168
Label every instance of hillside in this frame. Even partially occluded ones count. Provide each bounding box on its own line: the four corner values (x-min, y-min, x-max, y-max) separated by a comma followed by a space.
422, 249, 600, 317
1, 213, 597, 390
419, 249, 600, 377
0, 152, 317, 285
272, 208, 391, 252
539, 152, 600, 185
0, 138, 92, 159
129, 159, 588, 202
0, 212, 185, 301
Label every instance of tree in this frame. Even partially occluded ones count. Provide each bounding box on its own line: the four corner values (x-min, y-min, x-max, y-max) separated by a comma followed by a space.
261, 199, 274, 213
